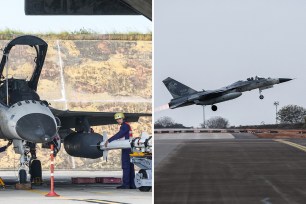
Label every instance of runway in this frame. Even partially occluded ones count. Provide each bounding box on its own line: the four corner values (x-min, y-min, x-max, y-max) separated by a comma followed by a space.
155, 133, 306, 203
0, 171, 152, 204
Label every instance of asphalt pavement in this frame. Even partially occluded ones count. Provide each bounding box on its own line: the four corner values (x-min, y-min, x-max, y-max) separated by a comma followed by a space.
0, 171, 152, 204
155, 133, 306, 203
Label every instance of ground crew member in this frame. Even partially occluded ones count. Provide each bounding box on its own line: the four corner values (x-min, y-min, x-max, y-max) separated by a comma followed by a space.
105, 112, 136, 189
0, 141, 12, 153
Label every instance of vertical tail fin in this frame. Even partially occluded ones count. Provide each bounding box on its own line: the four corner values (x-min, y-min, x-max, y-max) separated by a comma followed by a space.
163, 77, 197, 98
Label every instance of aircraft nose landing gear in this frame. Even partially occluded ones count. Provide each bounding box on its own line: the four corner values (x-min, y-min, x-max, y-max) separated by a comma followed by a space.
259, 89, 264, 100
13, 140, 42, 185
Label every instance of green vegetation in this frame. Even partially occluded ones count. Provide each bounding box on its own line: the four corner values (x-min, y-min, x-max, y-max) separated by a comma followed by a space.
155, 116, 188, 129
277, 105, 306, 124
0, 28, 152, 40
202, 116, 229, 129
0, 28, 24, 35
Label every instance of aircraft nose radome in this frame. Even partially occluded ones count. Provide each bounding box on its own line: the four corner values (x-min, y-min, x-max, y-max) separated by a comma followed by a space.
279, 78, 292, 83
16, 113, 57, 143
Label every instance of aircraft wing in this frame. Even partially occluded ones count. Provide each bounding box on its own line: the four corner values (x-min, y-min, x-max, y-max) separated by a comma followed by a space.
199, 89, 227, 100
50, 108, 151, 129
170, 101, 187, 109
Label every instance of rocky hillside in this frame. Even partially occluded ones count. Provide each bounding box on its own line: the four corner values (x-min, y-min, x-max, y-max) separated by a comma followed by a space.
0, 35, 151, 170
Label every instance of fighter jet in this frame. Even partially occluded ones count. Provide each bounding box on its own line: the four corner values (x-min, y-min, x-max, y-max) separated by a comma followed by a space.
0, 35, 150, 183
163, 76, 292, 111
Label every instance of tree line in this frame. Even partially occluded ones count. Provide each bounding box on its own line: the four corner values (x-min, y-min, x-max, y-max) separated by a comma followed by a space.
155, 105, 306, 129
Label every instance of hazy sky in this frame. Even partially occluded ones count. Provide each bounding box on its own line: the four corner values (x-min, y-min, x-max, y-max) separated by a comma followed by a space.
0, 1, 151, 33
155, 0, 306, 127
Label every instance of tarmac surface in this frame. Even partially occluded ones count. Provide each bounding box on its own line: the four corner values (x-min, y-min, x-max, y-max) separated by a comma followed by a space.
155, 133, 306, 203
0, 171, 152, 204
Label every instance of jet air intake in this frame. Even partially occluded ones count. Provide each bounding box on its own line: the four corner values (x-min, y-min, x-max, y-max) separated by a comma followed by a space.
196, 92, 242, 105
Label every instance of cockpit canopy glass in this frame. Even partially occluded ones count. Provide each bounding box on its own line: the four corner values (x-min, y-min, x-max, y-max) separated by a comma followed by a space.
1, 45, 36, 80
247, 76, 265, 81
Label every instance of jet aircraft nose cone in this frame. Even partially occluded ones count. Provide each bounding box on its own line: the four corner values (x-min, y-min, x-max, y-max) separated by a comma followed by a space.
16, 113, 57, 143
279, 78, 292, 83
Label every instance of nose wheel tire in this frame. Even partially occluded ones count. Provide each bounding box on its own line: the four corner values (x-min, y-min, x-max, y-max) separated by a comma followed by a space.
19, 169, 27, 184
259, 95, 264, 99
211, 105, 218, 111
29, 159, 42, 185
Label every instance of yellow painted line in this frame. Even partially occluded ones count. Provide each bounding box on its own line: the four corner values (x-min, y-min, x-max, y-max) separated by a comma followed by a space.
27, 189, 49, 195
275, 139, 306, 152
83, 199, 119, 204
28, 190, 127, 204
27, 189, 70, 200
73, 199, 128, 204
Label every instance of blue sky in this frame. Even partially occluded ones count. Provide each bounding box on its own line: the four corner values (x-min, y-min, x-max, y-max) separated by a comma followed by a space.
0, 1, 151, 33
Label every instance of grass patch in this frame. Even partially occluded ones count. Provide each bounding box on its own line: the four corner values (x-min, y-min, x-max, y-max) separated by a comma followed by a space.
0, 28, 152, 40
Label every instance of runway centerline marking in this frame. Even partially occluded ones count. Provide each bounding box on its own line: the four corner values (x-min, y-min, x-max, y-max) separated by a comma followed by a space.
275, 139, 306, 152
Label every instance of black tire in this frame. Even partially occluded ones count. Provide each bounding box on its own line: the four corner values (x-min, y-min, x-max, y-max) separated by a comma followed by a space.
138, 169, 151, 192
139, 186, 151, 192
211, 105, 217, 111
30, 160, 42, 183
19, 169, 27, 184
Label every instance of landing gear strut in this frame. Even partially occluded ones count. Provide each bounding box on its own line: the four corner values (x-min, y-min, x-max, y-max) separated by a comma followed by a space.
259, 89, 264, 100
